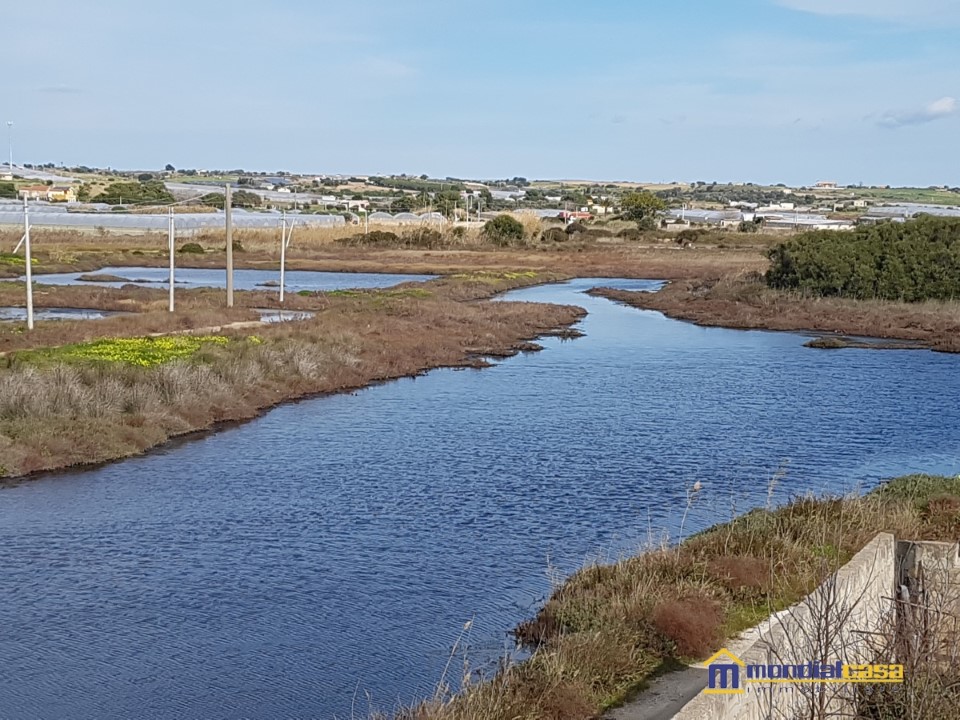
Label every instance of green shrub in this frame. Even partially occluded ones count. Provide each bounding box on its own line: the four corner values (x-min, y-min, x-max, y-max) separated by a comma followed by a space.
616, 228, 644, 241
178, 242, 204, 254
334, 231, 401, 248
402, 228, 444, 248
364, 230, 401, 245
94, 180, 173, 205
542, 227, 568, 243
483, 214, 525, 246
766, 216, 960, 301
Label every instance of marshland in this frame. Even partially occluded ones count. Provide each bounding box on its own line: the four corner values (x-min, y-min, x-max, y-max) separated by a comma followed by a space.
1, 217, 959, 719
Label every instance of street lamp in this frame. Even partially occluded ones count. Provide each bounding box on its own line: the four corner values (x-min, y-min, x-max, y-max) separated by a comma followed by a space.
6, 121, 12, 172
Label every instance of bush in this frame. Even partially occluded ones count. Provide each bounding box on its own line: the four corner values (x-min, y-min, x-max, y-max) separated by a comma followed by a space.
93, 180, 173, 205
402, 228, 444, 249
542, 227, 568, 243
636, 215, 659, 231
652, 596, 723, 658
366, 230, 402, 246
676, 228, 708, 246
482, 214, 525, 246
616, 228, 644, 241
178, 242, 204, 254
766, 216, 960, 301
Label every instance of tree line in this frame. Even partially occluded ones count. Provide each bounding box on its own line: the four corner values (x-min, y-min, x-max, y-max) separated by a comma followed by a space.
766, 216, 960, 302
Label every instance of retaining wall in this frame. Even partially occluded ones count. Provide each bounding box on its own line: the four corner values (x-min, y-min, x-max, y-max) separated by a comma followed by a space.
672, 533, 897, 720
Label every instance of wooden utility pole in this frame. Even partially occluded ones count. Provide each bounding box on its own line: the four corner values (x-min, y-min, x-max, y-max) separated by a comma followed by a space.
168, 208, 175, 312
225, 184, 234, 307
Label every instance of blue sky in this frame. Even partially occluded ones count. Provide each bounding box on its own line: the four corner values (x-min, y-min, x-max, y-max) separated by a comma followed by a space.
3, 0, 958, 185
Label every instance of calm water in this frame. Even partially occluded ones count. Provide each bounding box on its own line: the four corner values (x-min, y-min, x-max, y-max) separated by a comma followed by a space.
0, 307, 125, 322
1, 279, 958, 720
26, 267, 435, 292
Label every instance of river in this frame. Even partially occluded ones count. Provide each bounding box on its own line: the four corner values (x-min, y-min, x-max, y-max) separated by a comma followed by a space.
1, 278, 958, 719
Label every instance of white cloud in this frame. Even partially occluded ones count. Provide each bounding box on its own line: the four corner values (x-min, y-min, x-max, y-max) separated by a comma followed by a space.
777, 0, 960, 22
879, 97, 957, 128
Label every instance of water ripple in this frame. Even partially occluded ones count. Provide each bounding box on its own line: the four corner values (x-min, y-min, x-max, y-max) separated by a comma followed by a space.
1, 278, 958, 719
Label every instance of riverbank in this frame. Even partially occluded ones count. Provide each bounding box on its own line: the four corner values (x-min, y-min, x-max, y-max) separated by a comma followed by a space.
399, 474, 960, 720
0, 272, 582, 480
589, 274, 960, 353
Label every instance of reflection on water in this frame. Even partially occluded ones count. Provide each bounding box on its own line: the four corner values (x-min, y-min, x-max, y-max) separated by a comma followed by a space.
253, 308, 315, 324
0, 279, 958, 720
0, 306, 125, 322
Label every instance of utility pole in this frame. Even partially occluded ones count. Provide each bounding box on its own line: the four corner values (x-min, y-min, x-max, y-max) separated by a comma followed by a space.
168, 208, 175, 312
6, 121, 12, 172
279, 211, 287, 304
23, 197, 33, 330
225, 184, 234, 307
363, 207, 368, 234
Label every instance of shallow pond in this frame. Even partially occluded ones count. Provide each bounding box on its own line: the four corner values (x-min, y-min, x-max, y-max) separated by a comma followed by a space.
0, 307, 125, 322
1, 278, 957, 719
25, 267, 436, 293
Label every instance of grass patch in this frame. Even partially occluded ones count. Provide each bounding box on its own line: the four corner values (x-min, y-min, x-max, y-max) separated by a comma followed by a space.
451, 271, 539, 283
12, 335, 230, 367
326, 287, 433, 300
0, 252, 36, 267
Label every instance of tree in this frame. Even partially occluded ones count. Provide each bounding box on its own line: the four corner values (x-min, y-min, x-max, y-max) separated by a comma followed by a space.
165, 164, 175, 172
199, 190, 262, 209
433, 189, 462, 217
391, 194, 419, 212
620, 191, 667, 224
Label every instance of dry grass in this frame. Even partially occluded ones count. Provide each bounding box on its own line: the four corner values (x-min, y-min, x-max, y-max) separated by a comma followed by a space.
591, 273, 960, 353
392, 475, 960, 720
0, 226, 770, 280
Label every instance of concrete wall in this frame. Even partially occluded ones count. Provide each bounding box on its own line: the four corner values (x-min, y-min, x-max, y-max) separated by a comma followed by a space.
897, 540, 960, 672
673, 533, 897, 720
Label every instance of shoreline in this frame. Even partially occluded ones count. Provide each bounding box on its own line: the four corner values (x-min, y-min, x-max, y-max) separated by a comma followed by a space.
588, 279, 960, 353
0, 273, 584, 481
403, 474, 960, 720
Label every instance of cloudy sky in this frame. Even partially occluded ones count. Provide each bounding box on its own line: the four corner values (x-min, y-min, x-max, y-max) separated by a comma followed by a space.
3, 0, 957, 185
